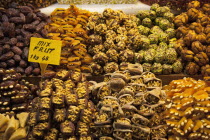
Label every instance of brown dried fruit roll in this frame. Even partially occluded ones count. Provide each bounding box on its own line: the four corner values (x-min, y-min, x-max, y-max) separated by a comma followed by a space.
191, 41, 206, 54
194, 52, 209, 66
187, 8, 200, 22
174, 13, 189, 27
185, 62, 200, 75
201, 64, 210, 76
181, 49, 194, 62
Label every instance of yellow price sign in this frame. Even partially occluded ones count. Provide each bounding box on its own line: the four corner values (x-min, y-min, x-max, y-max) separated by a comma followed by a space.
28, 37, 62, 65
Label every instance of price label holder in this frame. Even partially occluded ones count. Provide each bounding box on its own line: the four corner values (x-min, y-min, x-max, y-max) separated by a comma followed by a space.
28, 37, 62, 75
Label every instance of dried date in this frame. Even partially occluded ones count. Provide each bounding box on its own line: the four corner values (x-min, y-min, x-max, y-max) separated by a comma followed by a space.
2, 44, 11, 53
32, 68, 40, 75
19, 60, 28, 68
11, 46, 23, 55
19, 6, 33, 14
16, 67, 24, 73
25, 66, 33, 75
0, 62, 7, 68
9, 38, 18, 45
9, 17, 24, 24
13, 54, 21, 62
6, 59, 15, 67
2, 15, 9, 22
6, 8, 20, 17
0, 51, 14, 61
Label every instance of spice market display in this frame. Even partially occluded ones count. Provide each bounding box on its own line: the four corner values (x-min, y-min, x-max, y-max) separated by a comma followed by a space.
174, 1, 210, 76
0, 0, 209, 140
0, 3, 50, 75
164, 77, 210, 140
45, 5, 93, 73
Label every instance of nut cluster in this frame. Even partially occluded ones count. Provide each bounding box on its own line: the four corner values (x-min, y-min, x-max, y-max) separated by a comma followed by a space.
0, 112, 29, 140
90, 64, 167, 139
0, 69, 38, 113
86, 8, 142, 75
45, 5, 93, 73
164, 77, 210, 139
174, 1, 210, 76
0, 3, 50, 75
0, 0, 57, 8
28, 70, 95, 139
136, 4, 182, 75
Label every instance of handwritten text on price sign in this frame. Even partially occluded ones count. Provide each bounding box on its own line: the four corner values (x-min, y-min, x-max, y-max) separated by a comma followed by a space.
28, 37, 62, 65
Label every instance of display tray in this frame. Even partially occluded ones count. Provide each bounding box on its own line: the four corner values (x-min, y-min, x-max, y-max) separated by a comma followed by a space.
40, 1, 150, 15
22, 74, 203, 86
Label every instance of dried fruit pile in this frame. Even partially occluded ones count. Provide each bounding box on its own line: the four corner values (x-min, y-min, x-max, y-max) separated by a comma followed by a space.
87, 9, 142, 75
174, 1, 210, 76
90, 64, 167, 139
27, 70, 96, 139
45, 5, 93, 73
139, 0, 209, 11
0, 0, 57, 8
0, 69, 38, 113
0, 112, 29, 140
136, 4, 182, 75
57, 0, 137, 4
0, 3, 50, 75
164, 77, 210, 139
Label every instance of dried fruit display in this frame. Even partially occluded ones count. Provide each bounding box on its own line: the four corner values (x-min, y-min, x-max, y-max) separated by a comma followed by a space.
0, 112, 29, 140
27, 70, 96, 139
45, 5, 93, 73
0, 69, 38, 113
135, 4, 182, 75
0, 3, 50, 75
0, 0, 57, 8
139, 0, 209, 11
57, 0, 137, 4
87, 9, 142, 75
164, 77, 210, 139
90, 63, 167, 139
174, 1, 210, 76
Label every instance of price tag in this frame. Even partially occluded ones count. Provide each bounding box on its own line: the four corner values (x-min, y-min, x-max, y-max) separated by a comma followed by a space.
28, 37, 62, 65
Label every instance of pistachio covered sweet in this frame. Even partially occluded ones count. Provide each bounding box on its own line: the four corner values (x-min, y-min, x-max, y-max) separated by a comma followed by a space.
151, 63, 163, 75
136, 4, 181, 74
